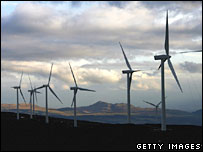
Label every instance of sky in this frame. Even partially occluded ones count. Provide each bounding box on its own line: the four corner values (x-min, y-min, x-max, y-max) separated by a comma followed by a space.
1, 1, 202, 112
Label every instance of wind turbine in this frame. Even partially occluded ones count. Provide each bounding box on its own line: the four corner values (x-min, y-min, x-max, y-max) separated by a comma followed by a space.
154, 10, 183, 131
35, 63, 63, 123
69, 63, 96, 127
11, 71, 26, 120
32, 86, 40, 115
119, 42, 141, 123
28, 74, 41, 119
143, 100, 162, 115
143, 100, 162, 122
143, 97, 167, 117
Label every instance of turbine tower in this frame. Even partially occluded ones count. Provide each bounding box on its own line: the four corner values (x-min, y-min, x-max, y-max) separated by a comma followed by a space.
31, 84, 40, 115
119, 42, 141, 123
69, 63, 96, 127
154, 10, 183, 131
36, 63, 63, 123
28, 74, 41, 119
11, 71, 26, 120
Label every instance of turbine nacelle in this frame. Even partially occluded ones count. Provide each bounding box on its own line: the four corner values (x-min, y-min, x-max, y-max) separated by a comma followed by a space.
70, 87, 78, 90
28, 89, 41, 93
154, 55, 171, 60
12, 86, 20, 89
70, 86, 96, 92
122, 70, 140, 74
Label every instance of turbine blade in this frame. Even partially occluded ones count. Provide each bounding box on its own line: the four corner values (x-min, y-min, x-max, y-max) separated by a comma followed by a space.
158, 58, 167, 70
71, 97, 74, 108
119, 42, 132, 70
158, 63, 162, 70
157, 101, 162, 107
28, 74, 33, 90
69, 63, 78, 87
71, 92, 76, 108
165, 10, 169, 55
180, 50, 202, 54
35, 91, 38, 103
35, 85, 44, 90
143, 100, 156, 107
49, 86, 63, 104
78, 87, 96, 92
168, 59, 183, 93
129, 73, 132, 90
30, 92, 32, 104
134, 70, 141, 72
19, 88, 26, 103
48, 63, 54, 85
34, 86, 41, 93
19, 71, 23, 87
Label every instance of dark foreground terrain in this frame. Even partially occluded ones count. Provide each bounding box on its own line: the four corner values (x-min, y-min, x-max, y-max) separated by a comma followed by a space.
1, 112, 202, 151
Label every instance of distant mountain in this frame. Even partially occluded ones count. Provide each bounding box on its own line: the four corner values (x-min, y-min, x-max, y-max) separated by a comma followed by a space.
1, 101, 202, 126
57, 101, 150, 114
192, 109, 202, 116
1, 103, 43, 111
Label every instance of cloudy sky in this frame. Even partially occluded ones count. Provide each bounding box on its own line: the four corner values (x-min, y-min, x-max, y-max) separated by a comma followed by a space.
1, 1, 202, 112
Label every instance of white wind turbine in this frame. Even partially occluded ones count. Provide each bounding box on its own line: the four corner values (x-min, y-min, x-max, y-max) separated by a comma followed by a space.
11, 71, 26, 120
154, 10, 183, 131
119, 42, 141, 123
32, 86, 39, 116
69, 63, 96, 127
28, 74, 41, 119
36, 63, 63, 123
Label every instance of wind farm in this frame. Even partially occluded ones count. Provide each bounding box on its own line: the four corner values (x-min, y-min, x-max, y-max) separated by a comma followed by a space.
1, 1, 202, 151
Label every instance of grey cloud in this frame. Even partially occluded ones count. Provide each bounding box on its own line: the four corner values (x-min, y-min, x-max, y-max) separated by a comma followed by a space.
70, 1, 127, 8
1, 37, 120, 61
176, 1, 202, 11
1, 60, 51, 79
180, 61, 202, 73
81, 60, 158, 70
143, 70, 160, 77
1, 2, 202, 62
1, 60, 123, 86
35, 1, 66, 5
71, 1, 82, 7
107, 1, 127, 8
1, 60, 72, 85
141, 1, 202, 12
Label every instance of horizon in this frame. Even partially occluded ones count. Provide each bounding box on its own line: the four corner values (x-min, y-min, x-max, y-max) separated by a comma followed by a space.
1, 100, 202, 113
1, 1, 202, 113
